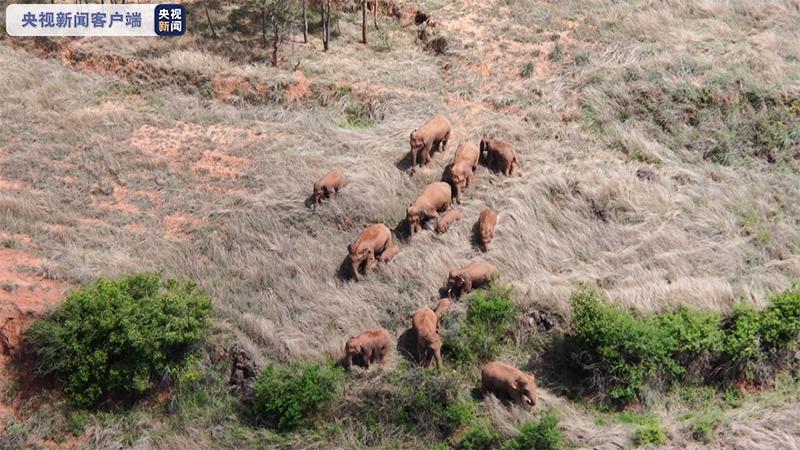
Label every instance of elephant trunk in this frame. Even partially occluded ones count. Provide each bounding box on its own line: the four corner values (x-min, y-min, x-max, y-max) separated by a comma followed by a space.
351, 258, 361, 281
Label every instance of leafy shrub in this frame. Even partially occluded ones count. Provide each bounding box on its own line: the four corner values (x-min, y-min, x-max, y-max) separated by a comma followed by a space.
252, 361, 343, 432
502, 410, 566, 450
443, 283, 518, 364
387, 366, 471, 435
758, 285, 800, 352
567, 284, 800, 405
459, 421, 500, 450
634, 423, 667, 445
570, 287, 669, 404
26, 274, 212, 407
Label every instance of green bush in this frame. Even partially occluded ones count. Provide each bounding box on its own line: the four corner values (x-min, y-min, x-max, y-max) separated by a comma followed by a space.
387, 367, 471, 434
571, 287, 669, 404
568, 284, 800, 405
26, 274, 212, 407
443, 283, 518, 364
758, 285, 800, 352
634, 423, 667, 445
252, 362, 343, 432
459, 421, 501, 450
502, 410, 566, 450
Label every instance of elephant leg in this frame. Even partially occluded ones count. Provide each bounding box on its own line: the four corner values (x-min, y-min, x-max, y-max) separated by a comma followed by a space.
441, 131, 450, 153
329, 189, 337, 200
423, 141, 433, 165
363, 349, 373, 369
434, 347, 442, 370
365, 253, 378, 272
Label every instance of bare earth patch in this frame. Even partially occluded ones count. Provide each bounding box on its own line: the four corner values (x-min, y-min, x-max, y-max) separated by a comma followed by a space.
129, 122, 255, 180
163, 212, 205, 241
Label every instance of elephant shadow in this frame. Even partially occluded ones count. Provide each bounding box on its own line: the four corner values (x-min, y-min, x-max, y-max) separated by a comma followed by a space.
391, 218, 412, 243
335, 256, 356, 281
396, 327, 419, 364
470, 220, 483, 251
303, 194, 318, 209
395, 151, 415, 172
439, 163, 454, 184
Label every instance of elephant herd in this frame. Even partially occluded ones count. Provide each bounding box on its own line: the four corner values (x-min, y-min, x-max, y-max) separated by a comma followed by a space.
312, 114, 536, 408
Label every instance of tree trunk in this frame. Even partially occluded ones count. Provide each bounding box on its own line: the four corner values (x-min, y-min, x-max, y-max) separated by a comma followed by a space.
202, 0, 217, 38
302, 0, 308, 43
272, 21, 279, 67
372, 0, 378, 30
361, 0, 367, 44
260, 5, 268, 49
322, 0, 330, 51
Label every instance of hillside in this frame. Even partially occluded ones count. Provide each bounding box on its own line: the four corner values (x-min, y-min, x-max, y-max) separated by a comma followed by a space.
1, 0, 800, 448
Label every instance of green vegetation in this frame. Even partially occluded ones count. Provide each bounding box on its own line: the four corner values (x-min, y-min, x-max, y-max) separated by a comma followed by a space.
384, 366, 472, 435
25, 274, 212, 407
520, 61, 535, 78
459, 421, 501, 450
252, 361, 343, 432
502, 411, 567, 450
594, 78, 800, 167
442, 283, 519, 364
634, 423, 667, 446
568, 285, 800, 406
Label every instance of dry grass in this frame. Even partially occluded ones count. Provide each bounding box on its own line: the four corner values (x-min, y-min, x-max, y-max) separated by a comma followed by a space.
1, 0, 800, 448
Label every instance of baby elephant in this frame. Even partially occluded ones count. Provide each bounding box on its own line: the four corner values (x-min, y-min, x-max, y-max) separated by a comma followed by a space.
435, 209, 461, 234
378, 243, 401, 263
407, 182, 452, 237
344, 328, 393, 370
481, 361, 538, 408
450, 142, 480, 204
478, 208, 497, 251
447, 262, 498, 298
433, 298, 452, 330
410, 115, 452, 169
412, 306, 442, 369
313, 170, 347, 204
479, 137, 518, 176
348, 224, 393, 281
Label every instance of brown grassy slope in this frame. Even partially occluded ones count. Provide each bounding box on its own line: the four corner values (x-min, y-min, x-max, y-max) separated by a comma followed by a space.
1, 0, 800, 447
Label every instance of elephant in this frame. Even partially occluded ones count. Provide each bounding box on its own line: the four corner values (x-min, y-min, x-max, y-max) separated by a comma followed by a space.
479, 136, 518, 176
313, 170, 347, 204
344, 328, 393, 370
378, 243, 401, 263
450, 142, 480, 204
412, 306, 442, 369
478, 208, 497, 251
435, 208, 461, 234
446, 262, 498, 298
433, 298, 452, 330
481, 361, 537, 408
348, 224, 393, 281
407, 182, 452, 237
409, 115, 452, 169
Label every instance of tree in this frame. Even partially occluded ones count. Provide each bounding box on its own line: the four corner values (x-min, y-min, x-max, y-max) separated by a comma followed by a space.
202, 0, 218, 38
253, 0, 295, 66
321, 0, 331, 51
302, 0, 308, 43
361, 0, 367, 44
